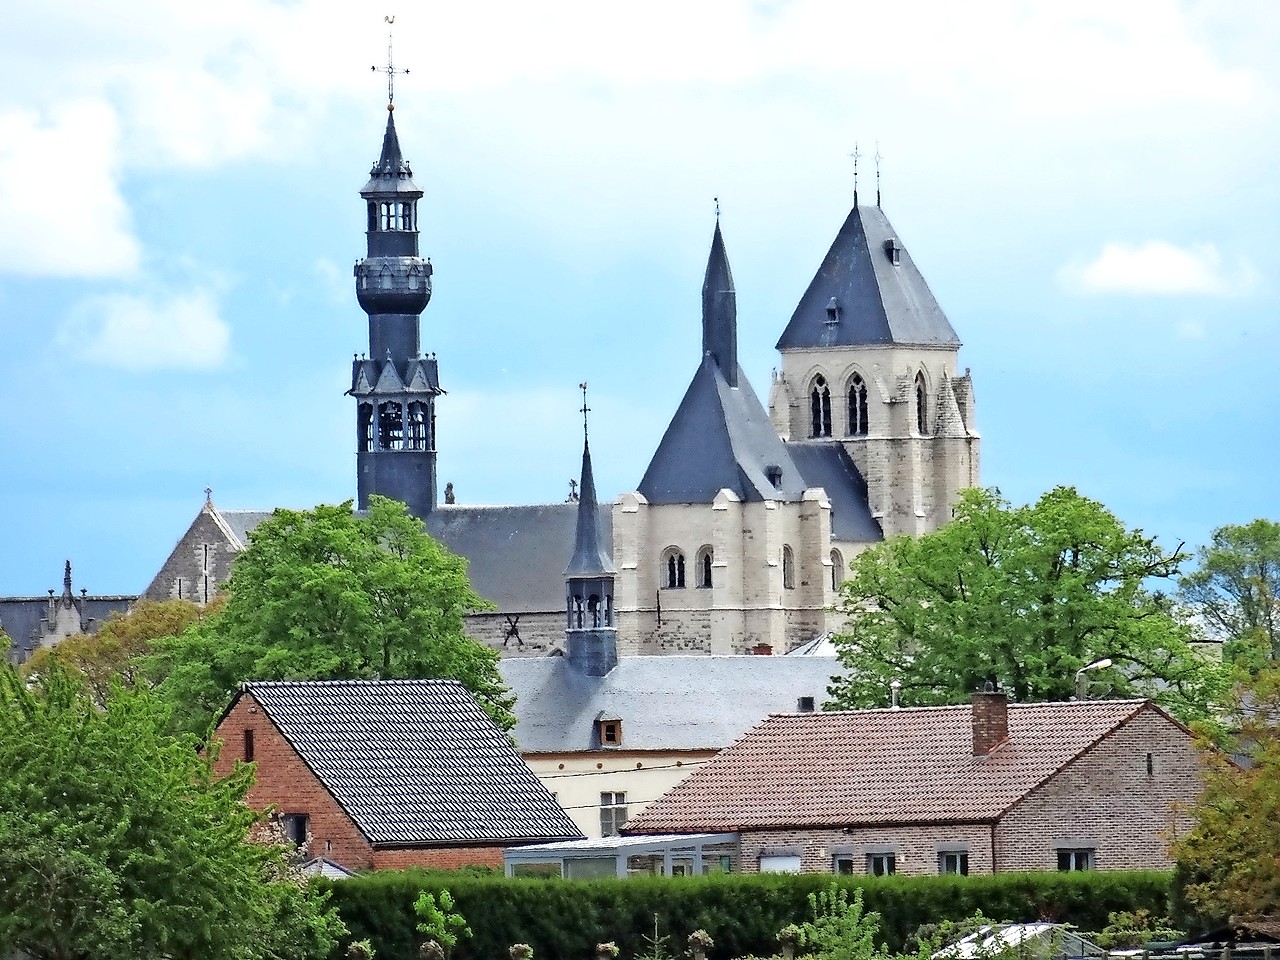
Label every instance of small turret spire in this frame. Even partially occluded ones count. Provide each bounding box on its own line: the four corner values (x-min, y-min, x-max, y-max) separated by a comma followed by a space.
565, 383, 615, 578
62, 560, 73, 599
701, 219, 738, 387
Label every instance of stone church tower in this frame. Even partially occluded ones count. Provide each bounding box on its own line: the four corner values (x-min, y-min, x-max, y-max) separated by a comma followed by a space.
348, 103, 442, 518
769, 203, 980, 537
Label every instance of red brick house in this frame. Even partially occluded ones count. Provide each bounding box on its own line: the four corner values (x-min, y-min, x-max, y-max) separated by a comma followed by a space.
624, 691, 1204, 875
211, 679, 583, 872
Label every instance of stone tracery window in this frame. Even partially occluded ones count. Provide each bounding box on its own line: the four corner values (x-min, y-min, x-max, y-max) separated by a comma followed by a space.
696, 547, 714, 588
847, 374, 869, 436
830, 549, 845, 592
663, 549, 686, 589
782, 545, 796, 590
810, 375, 832, 437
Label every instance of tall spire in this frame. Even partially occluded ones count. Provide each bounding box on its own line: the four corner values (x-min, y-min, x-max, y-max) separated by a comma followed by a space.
701, 218, 738, 387
565, 383, 615, 577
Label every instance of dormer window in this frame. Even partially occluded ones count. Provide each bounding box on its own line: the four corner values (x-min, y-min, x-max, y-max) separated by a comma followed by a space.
825, 297, 840, 325
884, 238, 902, 266
598, 718, 622, 746
765, 464, 783, 489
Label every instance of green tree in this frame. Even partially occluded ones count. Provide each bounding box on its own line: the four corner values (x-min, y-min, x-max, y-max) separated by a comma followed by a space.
150, 496, 511, 735
828, 486, 1224, 724
1172, 665, 1280, 927
0, 663, 345, 960
1179, 518, 1280, 662
21, 598, 213, 706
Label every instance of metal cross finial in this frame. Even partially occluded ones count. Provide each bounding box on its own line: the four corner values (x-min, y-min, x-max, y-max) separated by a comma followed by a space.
579, 381, 590, 441
874, 141, 883, 208
371, 15, 409, 106
850, 142, 861, 207
204, 485, 213, 505
714, 197, 720, 222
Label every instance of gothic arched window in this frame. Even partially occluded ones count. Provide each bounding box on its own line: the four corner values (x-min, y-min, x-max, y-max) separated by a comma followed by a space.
847, 374, 869, 436
663, 549, 686, 589
358, 403, 373, 452
915, 372, 929, 435
696, 547, 714, 589
830, 549, 845, 592
377, 401, 404, 450
782, 545, 796, 590
406, 402, 429, 450
810, 375, 832, 437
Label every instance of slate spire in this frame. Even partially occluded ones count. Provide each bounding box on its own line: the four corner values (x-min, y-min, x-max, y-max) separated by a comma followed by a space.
701, 221, 738, 387
566, 387, 615, 577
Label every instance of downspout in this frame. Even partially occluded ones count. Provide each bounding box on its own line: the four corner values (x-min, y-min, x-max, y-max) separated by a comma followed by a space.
990, 821, 998, 874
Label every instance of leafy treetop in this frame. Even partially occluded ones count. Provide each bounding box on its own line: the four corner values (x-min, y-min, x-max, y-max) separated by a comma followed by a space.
1179, 518, 1280, 664
828, 486, 1225, 726
0, 663, 344, 960
150, 496, 512, 736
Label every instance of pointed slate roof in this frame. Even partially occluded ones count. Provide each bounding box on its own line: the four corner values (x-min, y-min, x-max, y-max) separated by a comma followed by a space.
639, 224, 808, 504
566, 439, 616, 577
238, 679, 583, 846
627, 699, 1176, 833
638, 356, 808, 503
361, 108, 422, 197
776, 205, 960, 350
702, 222, 738, 386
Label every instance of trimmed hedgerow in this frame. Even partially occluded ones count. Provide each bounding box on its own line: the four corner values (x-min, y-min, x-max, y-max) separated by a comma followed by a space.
319, 869, 1172, 960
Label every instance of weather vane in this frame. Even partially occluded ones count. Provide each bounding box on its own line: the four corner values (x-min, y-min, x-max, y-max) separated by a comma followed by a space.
579, 381, 590, 440
874, 141, 883, 208
850, 142, 862, 206
372, 15, 409, 106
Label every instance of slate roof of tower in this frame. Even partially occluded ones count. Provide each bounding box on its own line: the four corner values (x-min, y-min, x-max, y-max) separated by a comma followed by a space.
565, 440, 616, 577
776, 205, 960, 350
361, 108, 422, 197
626, 700, 1163, 833
638, 357, 809, 504
427, 503, 612, 611
499, 656, 844, 753
785, 442, 883, 543
237, 679, 583, 845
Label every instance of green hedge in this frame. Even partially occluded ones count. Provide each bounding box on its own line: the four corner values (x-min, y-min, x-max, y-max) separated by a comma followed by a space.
320, 869, 1173, 960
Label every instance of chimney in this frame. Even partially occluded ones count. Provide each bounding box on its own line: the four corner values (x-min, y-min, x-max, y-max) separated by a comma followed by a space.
752, 642, 773, 656
971, 686, 1009, 757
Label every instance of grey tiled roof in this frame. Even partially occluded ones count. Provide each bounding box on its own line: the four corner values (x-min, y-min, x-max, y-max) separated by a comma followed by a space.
217, 510, 276, 549
785, 442, 883, 543
242, 679, 583, 846
776, 205, 960, 350
1, 595, 136, 664
426, 503, 610, 611
638, 357, 809, 504
499, 655, 845, 753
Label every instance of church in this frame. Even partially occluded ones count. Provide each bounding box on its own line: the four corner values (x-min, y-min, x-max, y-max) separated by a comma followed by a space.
138, 98, 981, 659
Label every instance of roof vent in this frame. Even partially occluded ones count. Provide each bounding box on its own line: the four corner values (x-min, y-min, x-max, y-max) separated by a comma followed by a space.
884, 238, 902, 266
765, 465, 783, 488
797, 696, 815, 712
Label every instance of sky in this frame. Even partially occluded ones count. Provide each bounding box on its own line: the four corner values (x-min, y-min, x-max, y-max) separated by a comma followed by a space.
1, 1, 1277, 596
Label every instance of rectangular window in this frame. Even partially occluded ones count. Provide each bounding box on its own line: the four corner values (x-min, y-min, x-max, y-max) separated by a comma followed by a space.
759, 854, 802, 874
281, 813, 309, 847
600, 792, 628, 837
833, 855, 855, 875
1057, 848, 1095, 871
243, 728, 255, 762
938, 851, 969, 876
867, 853, 896, 876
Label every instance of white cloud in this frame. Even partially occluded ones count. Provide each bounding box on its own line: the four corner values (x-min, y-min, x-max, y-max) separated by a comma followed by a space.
0, 103, 139, 277
59, 289, 231, 370
1060, 241, 1257, 296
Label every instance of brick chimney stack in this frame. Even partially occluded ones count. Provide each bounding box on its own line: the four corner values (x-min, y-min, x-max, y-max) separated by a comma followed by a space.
971, 687, 1009, 757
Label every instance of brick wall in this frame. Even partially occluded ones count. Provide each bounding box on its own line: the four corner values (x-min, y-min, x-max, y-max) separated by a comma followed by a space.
739, 824, 994, 877
995, 706, 1202, 872
212, 693, 524, 874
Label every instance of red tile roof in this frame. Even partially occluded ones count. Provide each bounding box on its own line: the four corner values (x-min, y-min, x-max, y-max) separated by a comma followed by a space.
626, 699, 1163, 833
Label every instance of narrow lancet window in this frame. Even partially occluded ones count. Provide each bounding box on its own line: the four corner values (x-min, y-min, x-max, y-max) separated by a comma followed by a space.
915, 372, 928, 435
848, 374, 869, 436
811, 375, 832, 437
664, 551, 686, 589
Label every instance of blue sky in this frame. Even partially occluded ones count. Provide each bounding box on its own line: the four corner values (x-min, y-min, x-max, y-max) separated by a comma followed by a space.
1, 1, 1276, 595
